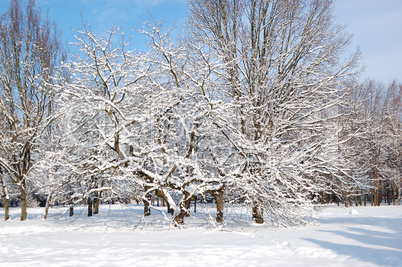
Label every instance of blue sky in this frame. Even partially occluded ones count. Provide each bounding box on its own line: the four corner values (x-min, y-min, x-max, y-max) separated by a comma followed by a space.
0, 0, 401, 83
334, 0, 402, 83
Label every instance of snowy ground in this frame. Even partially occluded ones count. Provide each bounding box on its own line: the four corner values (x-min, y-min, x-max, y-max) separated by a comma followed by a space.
0, 204, 401, 267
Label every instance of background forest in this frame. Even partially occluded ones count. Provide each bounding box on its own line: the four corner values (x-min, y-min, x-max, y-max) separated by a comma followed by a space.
0, 0, 401, 227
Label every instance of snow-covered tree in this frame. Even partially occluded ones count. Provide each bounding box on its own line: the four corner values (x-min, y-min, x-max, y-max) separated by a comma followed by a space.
52, 23, 152, 215
353, 80, 402, 206
0, 0, 65, 220
187, 0, 363, 225
384, 81, 402, 205
56, 19, 230, 225
134, 19, 231, 225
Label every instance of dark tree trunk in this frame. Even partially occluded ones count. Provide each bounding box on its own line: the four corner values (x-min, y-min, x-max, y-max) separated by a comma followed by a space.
69, 204, 74, 217
356, 193, 362, 206
252, 203, 264, 224
87, 197, 93, 217
174, 197, 192, 225
215, 190, 224, 223
93, 197, 99, 214
373, 189, 381, 206
174, 211, 185, 225
144, 198, 151, 216
185, 198, 191, 217
174, 204, 189, 225
392, 180, 396, 206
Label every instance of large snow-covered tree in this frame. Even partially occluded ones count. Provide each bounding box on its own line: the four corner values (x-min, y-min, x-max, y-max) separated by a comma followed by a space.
54, 19, 230, 225
186, 0, 363, 225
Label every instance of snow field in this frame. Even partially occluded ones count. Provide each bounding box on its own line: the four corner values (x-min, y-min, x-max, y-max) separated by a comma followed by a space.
0, 204, 401, 266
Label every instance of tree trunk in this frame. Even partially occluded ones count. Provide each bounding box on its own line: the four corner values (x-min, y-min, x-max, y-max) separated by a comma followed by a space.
357, 194, 362, 206
215, 190, 224, 223
1, 181, 10, 221
3, 197, 9, 221
372, 193, 375, 204
144, 198, 151, 216
374, 190, 378, 206
374, 189, 381, 206
173, 205, 187, 225
374, 167, 381, 206
378, 189, 382, 206
20, 189, 27, 221
174, 210, 186, 225
43, 194, 52, 220
69, 204, 74, 217
87, 197, 93, 217
372, 190, 376, 206
343, 192, 349, 207
392, 180, 396, 205
387, 186, 391, 205
185, 198, 191, 217
252, 203, 264, 224
174, 197, 191, 225
93, 197, 99, 214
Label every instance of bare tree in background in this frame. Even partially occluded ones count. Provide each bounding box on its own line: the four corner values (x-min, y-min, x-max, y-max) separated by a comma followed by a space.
355, 80, 402, 206
0, 0, 65, 220
0, 113, 10, 220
